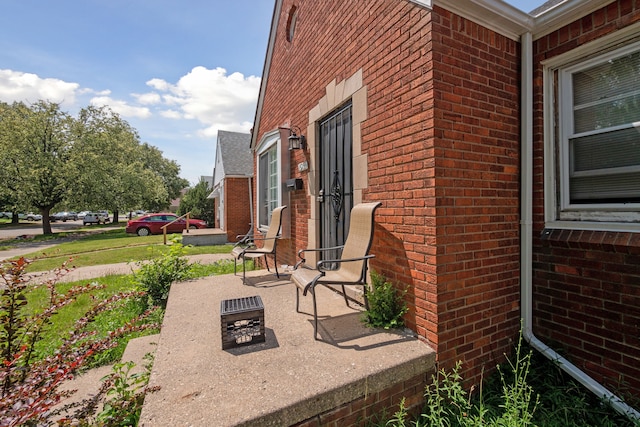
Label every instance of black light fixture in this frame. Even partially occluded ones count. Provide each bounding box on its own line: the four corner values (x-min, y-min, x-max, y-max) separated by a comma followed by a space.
288, 126, 306, 150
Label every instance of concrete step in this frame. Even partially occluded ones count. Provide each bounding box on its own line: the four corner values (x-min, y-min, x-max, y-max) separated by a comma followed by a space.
55, 334, 159, 418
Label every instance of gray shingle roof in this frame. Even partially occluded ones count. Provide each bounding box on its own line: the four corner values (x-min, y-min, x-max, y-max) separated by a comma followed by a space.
218, 130, 253, 176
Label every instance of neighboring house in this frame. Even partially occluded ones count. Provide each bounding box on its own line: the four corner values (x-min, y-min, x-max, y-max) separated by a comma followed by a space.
169, 187, 188, 213
209, 130, 253, 242
250, 0, 640, 418
200, 175, 214, 189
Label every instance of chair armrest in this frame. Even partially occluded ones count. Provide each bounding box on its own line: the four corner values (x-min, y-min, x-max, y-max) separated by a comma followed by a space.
316, 254, 375, 272
295, 245, 345, 269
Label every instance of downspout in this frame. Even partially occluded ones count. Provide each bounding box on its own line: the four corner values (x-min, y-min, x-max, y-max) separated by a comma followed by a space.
520, 32, 640, 421
248, 176, 254, 231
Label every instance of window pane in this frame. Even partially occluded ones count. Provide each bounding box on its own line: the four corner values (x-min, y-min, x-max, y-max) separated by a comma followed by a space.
571, 127, 640, 173
573, 51, 640, 133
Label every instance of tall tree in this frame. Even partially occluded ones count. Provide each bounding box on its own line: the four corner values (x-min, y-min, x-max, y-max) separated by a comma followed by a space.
68, 105, 166, 223
138, 143, 189, 213
177, 179, 214, 224
0, 101, 73, 234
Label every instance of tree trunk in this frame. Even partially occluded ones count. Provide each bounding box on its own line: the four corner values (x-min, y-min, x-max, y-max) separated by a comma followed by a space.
41, 208, 53, 235
113, 210, 119, 224
10, 211, 19, 225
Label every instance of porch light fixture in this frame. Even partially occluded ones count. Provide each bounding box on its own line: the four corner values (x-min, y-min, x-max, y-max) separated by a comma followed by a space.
288, 126, 306, 150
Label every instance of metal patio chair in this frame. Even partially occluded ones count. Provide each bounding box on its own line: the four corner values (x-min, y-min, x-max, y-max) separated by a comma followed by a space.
291, 202, 381, 339
231, 205, 286, 284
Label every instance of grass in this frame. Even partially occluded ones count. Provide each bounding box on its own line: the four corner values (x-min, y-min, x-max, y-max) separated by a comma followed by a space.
5, 227, 240, 367
2, 227, 234, 272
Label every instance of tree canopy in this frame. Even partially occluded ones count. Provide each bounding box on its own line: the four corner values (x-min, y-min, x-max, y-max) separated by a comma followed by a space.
0, 101, 190, 234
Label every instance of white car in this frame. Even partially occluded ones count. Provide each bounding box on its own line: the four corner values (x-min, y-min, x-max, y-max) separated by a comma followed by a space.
77, 211, 90, 220
83, 212, 110, 225
25, 213, 42, 221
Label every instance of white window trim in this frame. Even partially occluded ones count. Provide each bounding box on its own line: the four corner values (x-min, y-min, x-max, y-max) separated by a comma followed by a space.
543, 23, 640, 232
255, 130, 282, 232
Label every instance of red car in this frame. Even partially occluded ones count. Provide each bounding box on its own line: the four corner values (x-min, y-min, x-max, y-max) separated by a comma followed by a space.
125, 213, 207, 236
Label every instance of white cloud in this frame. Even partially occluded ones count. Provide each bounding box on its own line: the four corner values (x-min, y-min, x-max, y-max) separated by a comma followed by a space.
160, 109, 182, 119
90, 96, 152, 119
0, 69, 79, 107
133, 92, 161, 105
146, 66, 260, 135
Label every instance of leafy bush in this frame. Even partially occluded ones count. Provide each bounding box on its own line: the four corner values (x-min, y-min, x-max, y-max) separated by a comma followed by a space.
0, 257, 158, 426
132, 239, 193, 308
363, 270, 408, 329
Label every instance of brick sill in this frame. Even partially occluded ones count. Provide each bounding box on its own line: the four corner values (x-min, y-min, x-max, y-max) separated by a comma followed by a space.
540, 228, 640, 254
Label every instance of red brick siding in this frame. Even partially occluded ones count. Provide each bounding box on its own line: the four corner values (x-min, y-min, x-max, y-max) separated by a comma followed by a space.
294, 373, 428, 427
532, 0, 640, 398
427, 6, 521, 379
223, 177, 252, 243
256, 0, 520, 387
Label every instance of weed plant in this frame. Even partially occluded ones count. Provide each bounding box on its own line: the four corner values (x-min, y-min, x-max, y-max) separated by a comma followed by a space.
363, 270, 408, 329
382, 333, 640, 427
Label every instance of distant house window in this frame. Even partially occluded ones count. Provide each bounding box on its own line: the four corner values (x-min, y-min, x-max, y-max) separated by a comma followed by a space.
545, 38, 640, 228
286, 6, 298, 42
257, 134, 280, 229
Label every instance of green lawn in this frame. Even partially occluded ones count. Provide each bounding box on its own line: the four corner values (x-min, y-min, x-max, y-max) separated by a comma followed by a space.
5, 228, 238, 366
4, 228, 234, 272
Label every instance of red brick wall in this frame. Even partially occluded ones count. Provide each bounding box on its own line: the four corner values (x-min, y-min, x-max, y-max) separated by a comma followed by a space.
294, 373, 428, 427
426, 6, 521, 378
256, 0, 521, 386
531, 0, 640, 398
223, 177, 252, 243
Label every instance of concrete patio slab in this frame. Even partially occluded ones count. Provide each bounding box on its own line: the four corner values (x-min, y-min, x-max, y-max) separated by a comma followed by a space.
139, 271, 435, 426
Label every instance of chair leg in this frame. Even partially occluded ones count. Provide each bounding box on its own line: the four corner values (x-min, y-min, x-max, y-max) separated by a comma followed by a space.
363, 284, 370, 310
264, 254, 271, 273
242, 256, 247, 285
273, 254, 279, 278
341, 285, 350, 307
233, 256, 237, 276
295, 287, 300, 312
311, 286, 319, 340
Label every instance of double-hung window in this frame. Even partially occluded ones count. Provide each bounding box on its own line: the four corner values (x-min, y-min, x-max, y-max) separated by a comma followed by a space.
256, 132, 281, 230
546, 35, 640, 229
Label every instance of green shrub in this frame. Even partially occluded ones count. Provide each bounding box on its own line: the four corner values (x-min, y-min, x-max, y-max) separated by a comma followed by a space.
132, 239, 193, 308
363, 270, 408, 329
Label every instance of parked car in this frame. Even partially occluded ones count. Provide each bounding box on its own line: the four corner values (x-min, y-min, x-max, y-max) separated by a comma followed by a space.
83, 212, 110, 225
125, 213, 207, 236
50, 211, 77, 222
77, 211, 90, 220
25, 213, 42, 221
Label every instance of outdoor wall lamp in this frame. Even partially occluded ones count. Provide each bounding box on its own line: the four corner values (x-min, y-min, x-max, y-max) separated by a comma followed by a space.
288, 126, 306, 150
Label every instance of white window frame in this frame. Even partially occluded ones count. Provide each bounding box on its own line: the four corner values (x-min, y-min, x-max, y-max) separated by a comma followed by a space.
256, 130, 281, 231
543, 24, 640, 232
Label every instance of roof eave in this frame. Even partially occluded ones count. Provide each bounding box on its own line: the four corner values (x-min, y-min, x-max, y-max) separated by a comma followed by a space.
251, 0, 282, 151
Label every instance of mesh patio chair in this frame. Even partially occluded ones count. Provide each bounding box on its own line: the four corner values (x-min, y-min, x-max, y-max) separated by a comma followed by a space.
291, 202, 381, 339
231, 205, 286, 284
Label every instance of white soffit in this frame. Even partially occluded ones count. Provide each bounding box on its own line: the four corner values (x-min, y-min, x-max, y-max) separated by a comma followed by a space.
435, 0, 533, 40
532, 0, 615, 39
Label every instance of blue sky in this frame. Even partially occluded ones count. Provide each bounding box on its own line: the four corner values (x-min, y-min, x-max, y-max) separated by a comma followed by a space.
0, 0, 543, 185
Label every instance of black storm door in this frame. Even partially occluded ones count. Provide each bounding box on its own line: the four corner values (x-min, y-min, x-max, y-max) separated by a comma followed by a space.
319, 104, 353, 260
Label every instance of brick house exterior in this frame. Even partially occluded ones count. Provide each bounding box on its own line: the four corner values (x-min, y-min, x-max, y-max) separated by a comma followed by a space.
210, 130, 253, 242
250, 0, 640, 414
